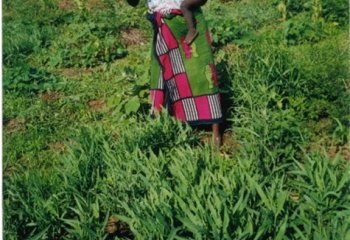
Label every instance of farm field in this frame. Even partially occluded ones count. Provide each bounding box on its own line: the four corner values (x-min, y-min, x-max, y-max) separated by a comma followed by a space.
3, 0, 350, 239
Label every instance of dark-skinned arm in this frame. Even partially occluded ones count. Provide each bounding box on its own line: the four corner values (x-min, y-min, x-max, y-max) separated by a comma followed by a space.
126, 0, 139, 7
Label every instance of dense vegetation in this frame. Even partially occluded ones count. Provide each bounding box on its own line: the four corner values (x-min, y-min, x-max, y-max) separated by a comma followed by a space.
3, 0, 350, 239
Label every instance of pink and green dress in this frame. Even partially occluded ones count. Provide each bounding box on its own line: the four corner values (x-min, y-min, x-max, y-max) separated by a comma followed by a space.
148, 8, 223, 125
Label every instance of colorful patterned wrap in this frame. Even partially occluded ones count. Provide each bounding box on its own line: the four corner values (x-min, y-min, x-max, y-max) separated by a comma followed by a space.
148, 9, 223, 125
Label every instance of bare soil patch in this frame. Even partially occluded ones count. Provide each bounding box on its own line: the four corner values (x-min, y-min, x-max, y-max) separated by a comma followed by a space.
58, 0, 77, 10
39, 91, 62, 102
55, 67, 96, 78
4, 118, 26, 134
48, 141, 67, 154
222, 43, 242, 54
88, 99, 106, 111
105, 216, 133, 239
308, 140, 350, 161
3, 165, 17, 178
121, 28, 147, 47
58, 0, 107, 10
328, 144, 350, 161
86, 0, 108, 10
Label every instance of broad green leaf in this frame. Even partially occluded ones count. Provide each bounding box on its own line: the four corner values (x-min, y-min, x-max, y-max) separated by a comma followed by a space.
124, 96, 140, 114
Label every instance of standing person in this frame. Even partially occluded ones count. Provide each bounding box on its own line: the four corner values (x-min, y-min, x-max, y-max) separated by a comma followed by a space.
127, 0, 223, 147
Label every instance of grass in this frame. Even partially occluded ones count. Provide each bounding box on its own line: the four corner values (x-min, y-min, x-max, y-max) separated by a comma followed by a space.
3, 0, 350, 239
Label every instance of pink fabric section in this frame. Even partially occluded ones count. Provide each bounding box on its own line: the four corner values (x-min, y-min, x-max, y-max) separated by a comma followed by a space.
180, 36, 192, 59
175, 73, 192, 98
150, 90, 164, 113
161, 24, 178, 50
194, 96, 212, 119
210, 63, 218, 86
172, 101, 186, 121
206, 30, 212, 48
155, 13, 163, 26
169, 9, 182, 15
159, 54, 173, 80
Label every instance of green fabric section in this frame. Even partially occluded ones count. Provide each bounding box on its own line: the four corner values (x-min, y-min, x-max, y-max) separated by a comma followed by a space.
150, 44, 161, 89
150, 9, 219, 96
164, 9, 218, 96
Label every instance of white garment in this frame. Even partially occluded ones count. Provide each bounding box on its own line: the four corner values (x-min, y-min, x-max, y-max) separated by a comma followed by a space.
147, 0, 183, 14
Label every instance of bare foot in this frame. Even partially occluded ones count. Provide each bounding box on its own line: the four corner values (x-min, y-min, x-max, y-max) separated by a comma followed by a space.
185, 29, 198, 45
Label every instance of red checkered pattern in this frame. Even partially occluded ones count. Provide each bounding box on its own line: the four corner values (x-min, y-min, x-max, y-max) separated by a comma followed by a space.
150, 11, 222, 124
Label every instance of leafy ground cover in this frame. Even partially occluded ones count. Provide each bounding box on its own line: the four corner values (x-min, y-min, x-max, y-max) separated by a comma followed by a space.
3, 0, 350, 239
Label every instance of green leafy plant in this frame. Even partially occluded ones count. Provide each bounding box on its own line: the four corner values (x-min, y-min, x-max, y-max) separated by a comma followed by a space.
3, 63, 62, 93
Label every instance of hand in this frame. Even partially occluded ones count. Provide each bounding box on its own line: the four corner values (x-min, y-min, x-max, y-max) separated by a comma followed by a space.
126, 0, 139, 7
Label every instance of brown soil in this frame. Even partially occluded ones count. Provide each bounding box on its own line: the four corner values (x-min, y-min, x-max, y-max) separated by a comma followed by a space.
58, 0, 107, 10
58, 0, 77, 10
121, 28, 147, 47
290, 191, 300, 203
3, 166, 17, 178
222, 43, 241, 54
328, 144, 350, 161
340, 145, 350, 161
308, 140, 350, 161
48, 141, 67, 153
39, 91, 62, 102
4, 118, 26, 134
88, 99, 106, 111
105, 216, 133, 238
55, 67, 96, 78
85, 0, 107, 10
199, 130, 240, 155
220, 131, 240, 155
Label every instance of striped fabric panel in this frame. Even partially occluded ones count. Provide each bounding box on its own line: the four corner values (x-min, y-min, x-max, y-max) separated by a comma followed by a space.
158, 70, 164, 89
169, 48, 186, 75
182, 98, 199, 121
208, 94, 222, 119
165, 78, 180, 102
156, 31, 168, 56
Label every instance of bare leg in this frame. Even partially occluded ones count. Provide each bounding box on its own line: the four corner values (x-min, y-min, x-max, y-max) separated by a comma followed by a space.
180, 0, 207, 44
212, 123, 221, 148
